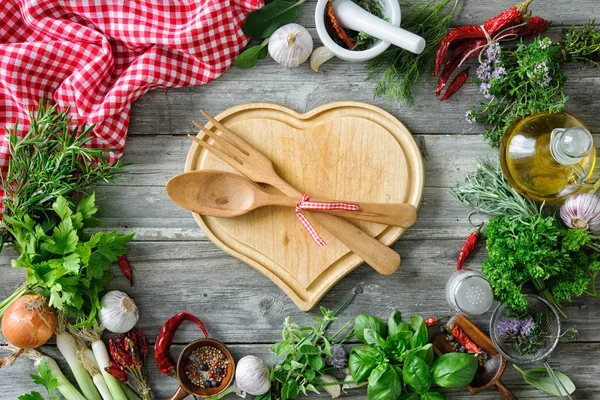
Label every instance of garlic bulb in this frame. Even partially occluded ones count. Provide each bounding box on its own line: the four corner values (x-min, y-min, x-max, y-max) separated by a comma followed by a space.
268, 23, 313, 68
310, 46, 335, 71
235, 355, 271, 396
98, 290, 139, 333
560, 193, 600, 232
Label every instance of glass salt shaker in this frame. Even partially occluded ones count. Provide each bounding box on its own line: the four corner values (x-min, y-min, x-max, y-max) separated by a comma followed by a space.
445, 270, 493, 315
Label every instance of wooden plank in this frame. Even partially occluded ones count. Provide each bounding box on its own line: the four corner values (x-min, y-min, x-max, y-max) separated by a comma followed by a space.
0, 240, 596, 344
292, 0, 600, 29
2, 342, 599, 399
128, 26, 600, 136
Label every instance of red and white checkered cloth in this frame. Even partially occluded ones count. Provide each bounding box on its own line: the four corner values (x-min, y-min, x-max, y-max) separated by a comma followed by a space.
295, 194, 360, 246
0, 0, 263, 204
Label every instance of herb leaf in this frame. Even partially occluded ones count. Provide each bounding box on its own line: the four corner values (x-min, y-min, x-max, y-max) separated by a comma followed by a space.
514, 365, 576, 396
19, 359, 59, 400
242, 0, 304, 39
367, 363, 403, 400
234, 38, 270, 69
431, 353, 478, 388
403, 353, 431, 394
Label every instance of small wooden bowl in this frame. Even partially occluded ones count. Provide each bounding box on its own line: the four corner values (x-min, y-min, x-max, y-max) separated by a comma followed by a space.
168, 338, 235, 400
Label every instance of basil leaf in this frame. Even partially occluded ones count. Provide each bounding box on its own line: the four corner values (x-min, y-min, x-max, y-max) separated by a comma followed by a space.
349, 346, 383, 383
431, 353, 478, 388
403, 354, 431, 394
383, 332, 411, 362
367, 363, 403, 400
355, 314, 386, 344
409, 315, 428, 348
421, 390, 448, 400
398, 394, 419, 400
514, 365, 576, 396
388, 310, 412, 336
242, 0, 303, 39
234, 39, 269, 69
403, 343, 434, 366
364, 328, 386, 347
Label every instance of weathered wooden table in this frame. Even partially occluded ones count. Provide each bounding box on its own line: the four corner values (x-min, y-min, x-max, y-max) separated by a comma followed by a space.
2, 1, 600, 398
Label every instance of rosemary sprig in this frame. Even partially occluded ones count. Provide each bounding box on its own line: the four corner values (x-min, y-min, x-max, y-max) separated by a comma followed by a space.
366, 0, 458, 104
1, 100, 124, 242
452, 158, 541, 221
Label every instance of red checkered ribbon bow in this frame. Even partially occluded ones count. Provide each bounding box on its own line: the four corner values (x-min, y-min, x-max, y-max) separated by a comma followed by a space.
295, 194, 360, 246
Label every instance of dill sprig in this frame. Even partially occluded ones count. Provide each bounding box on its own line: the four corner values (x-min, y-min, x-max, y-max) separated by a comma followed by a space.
366, 0, 458, 104
1, 100, 124, 230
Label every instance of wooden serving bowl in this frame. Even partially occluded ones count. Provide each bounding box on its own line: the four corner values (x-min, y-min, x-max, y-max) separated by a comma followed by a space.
432, 315, 517, 400
168, 338, 235, 400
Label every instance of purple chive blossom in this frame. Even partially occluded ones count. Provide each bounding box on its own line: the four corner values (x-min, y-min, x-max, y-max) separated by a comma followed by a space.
497, 319, 522, 337
519, 316, 535, 336
465, 110, 476, 124
325, 344, 347, 369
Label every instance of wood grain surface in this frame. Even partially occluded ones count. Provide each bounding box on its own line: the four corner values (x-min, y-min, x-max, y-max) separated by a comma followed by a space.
1, 1, 599, 398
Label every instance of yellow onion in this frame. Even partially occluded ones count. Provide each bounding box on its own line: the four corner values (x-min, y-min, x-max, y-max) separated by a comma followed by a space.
1, 294, 56, 349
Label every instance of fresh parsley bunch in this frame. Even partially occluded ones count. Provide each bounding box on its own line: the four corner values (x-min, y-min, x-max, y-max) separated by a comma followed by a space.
483, 214, 600, 317
1, 194, 134, 327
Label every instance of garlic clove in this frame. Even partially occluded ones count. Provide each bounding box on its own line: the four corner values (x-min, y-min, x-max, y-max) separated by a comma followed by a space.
319, 374, 341, 398
342, 374, 367, 391
310, 46, 335, 72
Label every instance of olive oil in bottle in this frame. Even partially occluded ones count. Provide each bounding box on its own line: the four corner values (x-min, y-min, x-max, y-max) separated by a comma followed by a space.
499, 112, 596, 201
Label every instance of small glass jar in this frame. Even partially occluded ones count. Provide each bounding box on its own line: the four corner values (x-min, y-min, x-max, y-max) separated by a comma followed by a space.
445, 270, 493, 315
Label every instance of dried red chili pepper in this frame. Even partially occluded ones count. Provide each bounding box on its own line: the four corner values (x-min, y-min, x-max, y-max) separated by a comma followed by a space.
117, 255, 133, 286
155, 312, 209, 375
106, 365, 129, 382
424, 317, 437, 327
434, 0, 534, 75
456, 223, 483, 270
437, 41, 485, 97
137, 329, 149, 355
326, 0, 356, 50
440, 67, 470, 101
452, 325, 482, 354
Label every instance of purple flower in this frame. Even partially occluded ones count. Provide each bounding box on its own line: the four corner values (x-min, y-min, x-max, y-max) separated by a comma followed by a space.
492, 66, 506, 79
326, 344, 347, 369
519, 316, 535, 336
533, 62, 552, 87
497, 319, 522, 337
477, 64, 491, 81
485, 42, 501, 63
465, 110, 476, 124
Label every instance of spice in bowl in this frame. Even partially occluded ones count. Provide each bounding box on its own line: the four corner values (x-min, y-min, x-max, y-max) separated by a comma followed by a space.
185, 346, 229, 388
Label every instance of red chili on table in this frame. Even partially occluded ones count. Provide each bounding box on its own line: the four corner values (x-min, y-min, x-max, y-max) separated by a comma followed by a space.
440, 67, 470, 102
424, 317, 437, 327
452, 325, 482, 354
457, 223, 483, 270
117, 255, 134, 286
155, 312, 209, 375
434, 0, 534, 76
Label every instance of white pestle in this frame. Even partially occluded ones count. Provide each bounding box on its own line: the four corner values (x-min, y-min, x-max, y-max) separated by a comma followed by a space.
331, 0, 426, 54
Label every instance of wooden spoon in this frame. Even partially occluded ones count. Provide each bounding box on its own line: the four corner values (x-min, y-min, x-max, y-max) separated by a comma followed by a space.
166, 170, 417, 228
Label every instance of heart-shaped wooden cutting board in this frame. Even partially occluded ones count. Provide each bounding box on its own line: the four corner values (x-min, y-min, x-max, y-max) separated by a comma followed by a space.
185, 101, 424, 311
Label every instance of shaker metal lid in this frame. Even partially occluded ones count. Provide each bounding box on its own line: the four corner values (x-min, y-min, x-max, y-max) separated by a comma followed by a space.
455, 274, 494, 315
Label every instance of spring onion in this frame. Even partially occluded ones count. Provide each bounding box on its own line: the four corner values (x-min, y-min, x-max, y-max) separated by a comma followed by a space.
56, 315, 102, 400
20, 347, 86, 400
73, 326, 128, 400
79, 347, 114, 400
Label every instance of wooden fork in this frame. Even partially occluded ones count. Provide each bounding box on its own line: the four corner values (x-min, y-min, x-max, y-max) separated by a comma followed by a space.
187, 110, 401, 276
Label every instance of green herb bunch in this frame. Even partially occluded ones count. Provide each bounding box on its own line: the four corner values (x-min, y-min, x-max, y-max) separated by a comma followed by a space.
1, 100, 123, 246
467, 36, 567, 147
0, 195, 134, 327
258, 304, 354, 400
348, 311, 478, 399
468, 23, 600, 147
367, 0, 458, 104
483, 214, 600, 317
